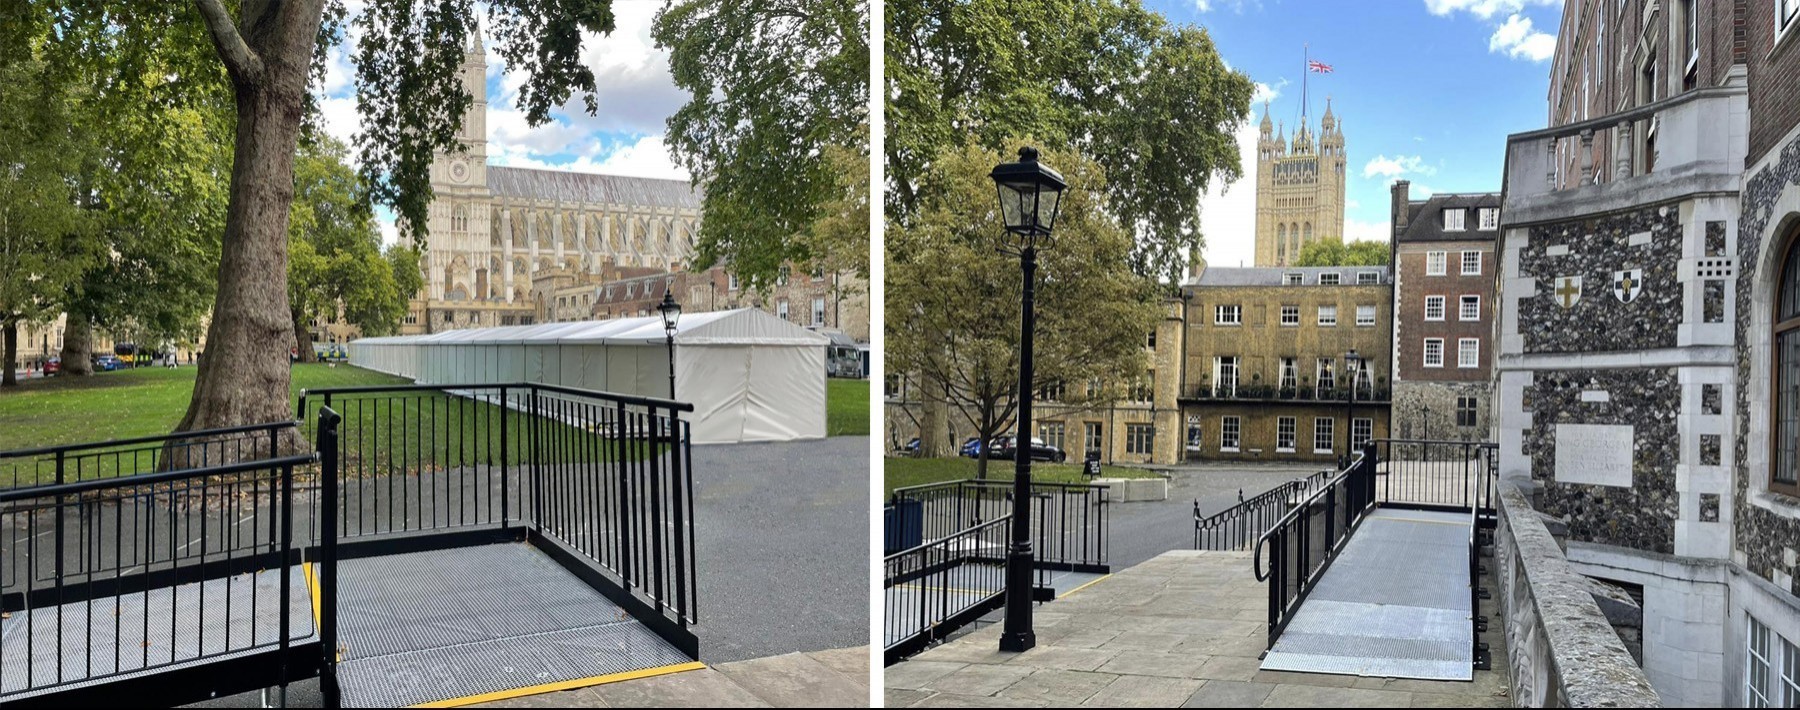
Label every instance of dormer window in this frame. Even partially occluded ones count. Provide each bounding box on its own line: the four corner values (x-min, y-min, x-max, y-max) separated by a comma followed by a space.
1443, 208, 1467, 232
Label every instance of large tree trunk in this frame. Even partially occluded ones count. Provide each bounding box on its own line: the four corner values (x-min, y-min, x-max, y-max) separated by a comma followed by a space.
59, 312, 94, 377
173, 0, 325, 462
291, 309, 318, 364
2, 320, 16, 388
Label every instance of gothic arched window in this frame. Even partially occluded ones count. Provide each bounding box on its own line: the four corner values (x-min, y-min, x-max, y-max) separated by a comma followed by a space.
453, 204, 469, 233
1773, 227, 1800, 496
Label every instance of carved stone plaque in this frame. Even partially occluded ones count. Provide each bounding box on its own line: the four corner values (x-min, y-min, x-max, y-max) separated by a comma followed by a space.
1553, 423, 1634, 487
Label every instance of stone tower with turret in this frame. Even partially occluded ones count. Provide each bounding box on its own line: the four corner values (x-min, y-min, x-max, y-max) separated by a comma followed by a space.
1253, 98, 1346, 266
424, 30, 495, 301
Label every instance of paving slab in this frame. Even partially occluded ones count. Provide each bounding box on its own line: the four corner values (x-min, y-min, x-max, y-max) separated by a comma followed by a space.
885, 549, 1510, 708
711, 650, 867, 708
1180, 680, 1276, 707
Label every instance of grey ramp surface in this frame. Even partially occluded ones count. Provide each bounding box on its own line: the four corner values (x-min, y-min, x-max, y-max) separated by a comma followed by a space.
2, 567, 315, 698
1261, 508, 1473, 681
333, 542, 690, 708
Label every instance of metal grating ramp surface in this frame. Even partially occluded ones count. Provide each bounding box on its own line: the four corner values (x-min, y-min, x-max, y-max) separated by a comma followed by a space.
334, 542, 692, 708
1, 566, 315, 699
1260, 508, 1473, 681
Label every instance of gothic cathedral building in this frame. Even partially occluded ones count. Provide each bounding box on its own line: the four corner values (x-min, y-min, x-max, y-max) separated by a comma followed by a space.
409, 33, 704, 333
1252, 100, 1346, 267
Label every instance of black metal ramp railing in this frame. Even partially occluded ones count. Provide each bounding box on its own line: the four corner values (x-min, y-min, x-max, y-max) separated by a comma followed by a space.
882, 479, 1109, 663
1194, 470, 1329, 551
1251, 439, 1497, 674
300, 382, 700, 707
0, 423, 320, 707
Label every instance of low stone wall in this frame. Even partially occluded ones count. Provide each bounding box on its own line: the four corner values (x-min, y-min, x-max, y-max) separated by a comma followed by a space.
1495, 484, 1662, 707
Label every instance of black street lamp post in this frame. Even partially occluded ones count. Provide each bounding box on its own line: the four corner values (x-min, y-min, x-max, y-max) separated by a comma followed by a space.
658, 291, 682, 400
1422, 403, 1432, 441
990, 146, 1066, 654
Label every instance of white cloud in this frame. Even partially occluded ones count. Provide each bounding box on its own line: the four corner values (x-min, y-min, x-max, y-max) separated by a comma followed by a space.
1362, 154, 1437, 179
1197, 114, 1261, 269
1253, 78, 1287, 106
1488, 13, 1556, 62
1345, 217, 1389, 244
1422, 0, 1555, 20
317, 95, 361, 150
490, 134, 689, 181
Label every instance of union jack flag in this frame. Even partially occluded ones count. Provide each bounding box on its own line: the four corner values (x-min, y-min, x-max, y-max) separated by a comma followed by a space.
1308, 59, 1334, 73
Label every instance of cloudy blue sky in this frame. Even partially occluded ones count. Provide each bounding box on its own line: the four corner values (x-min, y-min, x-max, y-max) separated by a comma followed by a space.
1167, 0, 1565, 267
313, 2, 689, 244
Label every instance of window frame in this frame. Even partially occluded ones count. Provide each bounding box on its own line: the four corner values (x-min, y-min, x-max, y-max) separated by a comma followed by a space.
1772, 231, 1800, 497
1357, 271, 1380, 285
1126, 423, 1155, 455
1426, 251, 1447, 276
1356, 305, 1376, 327
1317, 305, 1338, 327
1352, 418, 1373, 451
1443, 208, 1466, 232
1461, 295, 1482, 321
1276, 417, 1297, 453
1280, 305, 1300, 327
1478, 207, 1500, 230
1783, 0, 1800, 46
1746, 614, 1800, 707
1313, 417, 1335, 455
1459, 338, 1481, 368
1457, 396, 1479, 427
1215, 304, 1243, 326
1084, 422, 1104, 456
1319, 272, 1341, 285
1424, 338, 1445, 368
1425, 295, 1446, 321
1462, 250, 1483, 275
1284, 272, 1304, 285
1220, 416, 1241, 452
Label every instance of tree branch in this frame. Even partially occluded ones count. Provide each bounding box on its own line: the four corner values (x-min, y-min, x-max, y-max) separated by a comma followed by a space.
195, 0, 264, 85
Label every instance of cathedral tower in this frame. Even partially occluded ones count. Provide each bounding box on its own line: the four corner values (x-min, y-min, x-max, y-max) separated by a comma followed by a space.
1253, 98, 1347, 266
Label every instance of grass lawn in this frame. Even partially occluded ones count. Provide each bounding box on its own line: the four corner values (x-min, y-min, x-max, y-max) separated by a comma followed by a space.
1, 365, 872, 455
0, 363, 409, 452
883, 455, 1159, 498
827, 377, 869, 436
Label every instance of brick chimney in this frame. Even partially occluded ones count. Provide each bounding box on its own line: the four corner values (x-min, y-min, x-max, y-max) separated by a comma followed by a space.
1390, 180, 1412, 241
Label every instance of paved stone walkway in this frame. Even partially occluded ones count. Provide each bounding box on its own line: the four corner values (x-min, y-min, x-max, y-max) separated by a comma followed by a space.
885, 551, 1512, 707
467, 646, 870, 708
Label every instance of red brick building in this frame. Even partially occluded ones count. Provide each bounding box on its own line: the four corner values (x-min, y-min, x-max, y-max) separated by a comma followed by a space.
1388, 184, 1499, 441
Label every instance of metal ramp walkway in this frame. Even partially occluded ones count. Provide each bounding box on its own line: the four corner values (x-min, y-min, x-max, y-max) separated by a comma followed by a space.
1248, 440, 1497, 684
1, 383, 705, 708
334, 543, 697, 708
1259, 508, 1473, 681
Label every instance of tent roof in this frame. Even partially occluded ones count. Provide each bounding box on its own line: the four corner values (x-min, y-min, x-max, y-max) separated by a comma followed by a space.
352, 308, 828, 348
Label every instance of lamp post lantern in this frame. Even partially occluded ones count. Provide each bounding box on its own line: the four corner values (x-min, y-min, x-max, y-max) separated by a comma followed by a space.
990, 146, 1066, 654
658, 291, 682, 400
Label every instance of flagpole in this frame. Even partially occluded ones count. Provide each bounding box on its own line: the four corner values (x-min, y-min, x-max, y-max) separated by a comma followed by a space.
1302, 43, 1309, 122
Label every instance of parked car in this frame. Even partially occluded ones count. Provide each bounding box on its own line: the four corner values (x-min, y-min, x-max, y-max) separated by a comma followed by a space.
94, 355, 124, 372
990, 436, 1067, 463
43, 357, 59, 376
958, 437, 989, 458
898, 437, 921, 456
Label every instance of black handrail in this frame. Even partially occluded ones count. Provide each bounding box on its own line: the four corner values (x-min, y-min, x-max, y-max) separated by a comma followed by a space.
883, 515, 1011, 664
1195, 469, 1328, 551
0, 431, 318, 704
0, 421, 296, 461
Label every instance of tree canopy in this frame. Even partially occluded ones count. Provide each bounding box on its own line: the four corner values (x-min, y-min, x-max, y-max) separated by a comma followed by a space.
15, 0, 624, 438
653, 0, 869, 285
886, 0, 1254, 282
1293, 239, 1392, 267
887, 140, 1158, 474
288, 136, 421, 361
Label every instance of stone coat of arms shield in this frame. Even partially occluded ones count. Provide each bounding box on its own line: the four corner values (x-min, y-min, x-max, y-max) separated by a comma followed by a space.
1552, 275, 1582, 309
1613, 269, 1644, 303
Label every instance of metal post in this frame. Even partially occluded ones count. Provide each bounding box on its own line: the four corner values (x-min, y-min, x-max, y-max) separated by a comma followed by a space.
1000, 245, 1038, 653
666, 332, 677, 400
500, 386, 509, 527
318, 404, 341, 710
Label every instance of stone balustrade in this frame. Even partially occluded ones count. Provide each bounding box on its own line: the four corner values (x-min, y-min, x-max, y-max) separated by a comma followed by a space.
1495, 484, 1663, 707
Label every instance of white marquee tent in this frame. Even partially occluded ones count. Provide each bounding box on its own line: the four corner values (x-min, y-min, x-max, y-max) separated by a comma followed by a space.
349, 308, 829, 444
